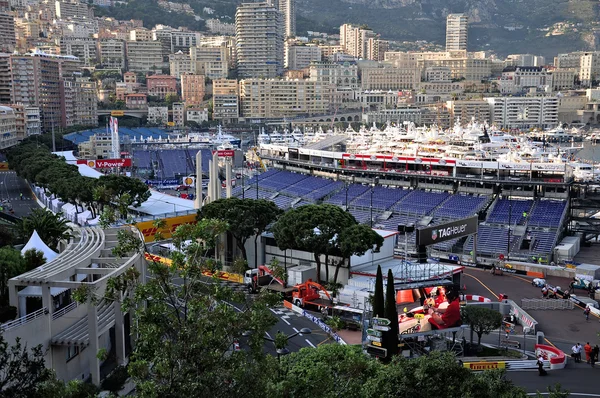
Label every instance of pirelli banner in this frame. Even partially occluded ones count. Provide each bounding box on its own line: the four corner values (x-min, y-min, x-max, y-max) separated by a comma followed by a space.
135, 214, 198, 242
416, 215, 478, 247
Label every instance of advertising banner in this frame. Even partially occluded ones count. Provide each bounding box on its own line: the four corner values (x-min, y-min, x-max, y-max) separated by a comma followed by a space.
136, 213, 198, 242
463, 361, 506, 371
417, 215, 478, 247
144, 178, 180, 186
77, 159, 132, 168
214, 150, 235, 157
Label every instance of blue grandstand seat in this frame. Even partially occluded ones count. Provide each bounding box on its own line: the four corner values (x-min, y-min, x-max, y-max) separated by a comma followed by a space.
487, 199, 533, 225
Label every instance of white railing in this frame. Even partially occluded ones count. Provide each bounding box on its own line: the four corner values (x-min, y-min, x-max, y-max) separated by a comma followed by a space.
52, 301, 78, 320
0, 307, 48, 332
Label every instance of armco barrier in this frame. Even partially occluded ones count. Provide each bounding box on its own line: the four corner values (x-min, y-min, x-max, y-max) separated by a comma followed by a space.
535, 344, 567, 370
506, 299, 538, 332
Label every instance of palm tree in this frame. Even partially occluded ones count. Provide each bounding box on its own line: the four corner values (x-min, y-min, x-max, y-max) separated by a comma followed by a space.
18, 209, 73, 251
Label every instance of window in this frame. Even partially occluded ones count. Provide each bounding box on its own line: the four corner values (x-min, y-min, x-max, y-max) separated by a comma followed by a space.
66, 345, 80, 361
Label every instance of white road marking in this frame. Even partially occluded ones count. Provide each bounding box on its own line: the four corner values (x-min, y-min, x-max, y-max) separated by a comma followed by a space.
265, 331, 272, 339
281, 317, 291, 325
305, 339, 316, 348
293, 327, 299, 334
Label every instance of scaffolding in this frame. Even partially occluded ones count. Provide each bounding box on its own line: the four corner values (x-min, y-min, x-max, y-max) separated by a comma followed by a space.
398, 325, 466, 358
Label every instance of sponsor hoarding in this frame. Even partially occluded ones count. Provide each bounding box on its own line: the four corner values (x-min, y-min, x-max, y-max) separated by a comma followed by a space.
213, 150, 235, 157
417, 215, 478, 247
463, 361, 506, 371
136, 214, 198, 242
110, 110, 124, 117
77, 159, 132, 168
144, 178, 180, 185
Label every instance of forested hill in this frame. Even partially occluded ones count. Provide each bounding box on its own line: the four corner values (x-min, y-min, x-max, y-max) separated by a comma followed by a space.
97, 0, 600, 58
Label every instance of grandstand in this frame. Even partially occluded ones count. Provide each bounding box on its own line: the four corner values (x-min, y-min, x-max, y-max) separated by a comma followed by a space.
132, 148, 213, 178
224, 169, 568, 264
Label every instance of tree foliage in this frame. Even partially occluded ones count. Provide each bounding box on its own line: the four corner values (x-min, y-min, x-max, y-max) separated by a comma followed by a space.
384, 268, 399, 358
200, 198, 282, 262
372, 264, 384, 318
273, 346, 527, 398
462, 306, 503, 346
0, 247, 25, 306
7, 139, 151, 224
334, 224, 384, 283
0, 335, 51, 398
17, 208, 73, 251
105, 218, 282, 398
272, 204, 356, 283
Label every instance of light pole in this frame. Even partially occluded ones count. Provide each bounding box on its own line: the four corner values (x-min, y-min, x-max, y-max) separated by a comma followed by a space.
507, 188, 512, 262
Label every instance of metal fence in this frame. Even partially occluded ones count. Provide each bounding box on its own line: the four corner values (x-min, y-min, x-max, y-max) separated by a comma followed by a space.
521, 298, 574, 310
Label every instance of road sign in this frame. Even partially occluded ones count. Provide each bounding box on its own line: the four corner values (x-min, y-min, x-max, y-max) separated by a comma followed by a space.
372, 317, 391, 326
366, 329, 382, 337
367, 335, 382, 343
371, 341, 382, 347
373, 325, 391, 332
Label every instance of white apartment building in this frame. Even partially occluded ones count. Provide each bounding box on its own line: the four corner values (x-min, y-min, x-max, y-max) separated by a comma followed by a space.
414, 50, 492, 81
446, 14, 468, 51
309, 61, 359, 89
169, 51, 194, 78
148, 106, 168, 125
359, 64, 421, 91
580, 52, 600, 87
425, 66, 452, 82
239, 78, 332, 120
0, 105, 17, 148
190, 44, 229, 80
206, 19, 235, 35
485, 96, 559, 129
129, 28, 153, 42
550, 68, 576, 91
59, 37, 97, 66
72, 78, 97, 127
506, 54, 546, 67
498, 66, 552, 95
274, 0, 295, 38
97, 39, 125, 70
54, 0, 92, 19
186, 107, 209, 124
126, 41, 164, 72
212, 79, 239, 123
339, 23, 386, 61
285, 44, 321, 70
235, 2, 284, 78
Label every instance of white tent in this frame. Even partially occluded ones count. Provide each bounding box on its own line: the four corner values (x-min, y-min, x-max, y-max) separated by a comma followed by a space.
21, 230, 58, 262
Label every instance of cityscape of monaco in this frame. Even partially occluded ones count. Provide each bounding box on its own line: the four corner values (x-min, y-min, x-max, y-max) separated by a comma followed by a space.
4, 0, 600, 396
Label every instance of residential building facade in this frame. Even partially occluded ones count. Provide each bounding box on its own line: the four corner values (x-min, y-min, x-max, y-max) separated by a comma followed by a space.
235, 2, 284, 78
212, 79, 239, 123
180, 74, 205, 106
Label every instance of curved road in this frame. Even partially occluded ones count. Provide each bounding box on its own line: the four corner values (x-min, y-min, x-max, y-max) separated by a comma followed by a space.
0, 171, 37, 217
462, 267, 600, 395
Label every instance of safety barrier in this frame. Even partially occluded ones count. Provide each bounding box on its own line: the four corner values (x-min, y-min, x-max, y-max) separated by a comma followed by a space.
520, 298, 574, 310
535, 344, 567, 370
143, 252, 244, 283
506, 300, 538, 332
460, 294, 492, 303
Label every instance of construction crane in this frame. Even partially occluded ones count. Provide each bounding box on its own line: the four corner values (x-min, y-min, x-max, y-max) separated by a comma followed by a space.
251, 146, 267, 172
